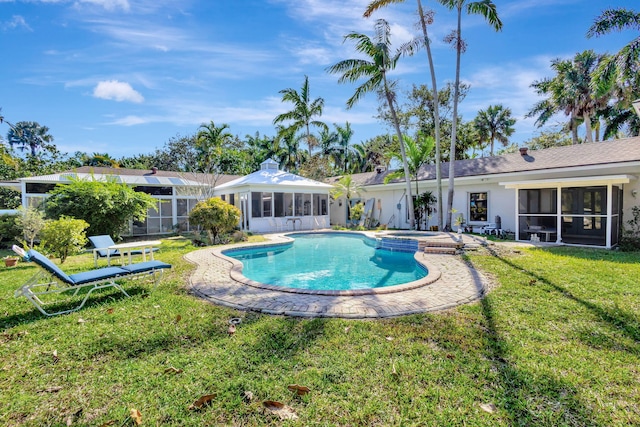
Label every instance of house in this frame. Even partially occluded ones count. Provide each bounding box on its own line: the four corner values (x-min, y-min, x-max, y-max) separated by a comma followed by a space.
327, 137, 640, 249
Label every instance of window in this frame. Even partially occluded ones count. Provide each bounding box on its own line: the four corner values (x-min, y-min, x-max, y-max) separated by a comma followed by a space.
313, 194, 328, 215
469, 192, 488, 222
302, 193, 311, 215
294, 193, 304, 216
262, 192, 272, 217
251, 192, 262, 217
25, 183, 57, 194
133, 186, 173, 195
274, 192, 285, 217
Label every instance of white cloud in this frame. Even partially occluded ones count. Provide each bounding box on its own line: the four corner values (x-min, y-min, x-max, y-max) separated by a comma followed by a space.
2, 15, 32, 31
93, 80, 144, 103
79, 0, 129, 11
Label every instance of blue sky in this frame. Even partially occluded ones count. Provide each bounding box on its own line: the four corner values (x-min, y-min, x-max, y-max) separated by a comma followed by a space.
0, 0, 636, 158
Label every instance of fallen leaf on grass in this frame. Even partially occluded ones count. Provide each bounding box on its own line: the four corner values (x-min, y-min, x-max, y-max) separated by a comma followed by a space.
263, 400, 298, 420
163, 366, 183, 375
188, 394, 216, 410
77, 318, 86, 324
228, 324, 236, 336
174, 314, 182, 323
446, 353, 455, 360
344, 326, 351, 333
243, 391, 254, 403
98, 421, 115, 427
130, 408, 142, 425
391, 359, 398, 376
480, 403, 497, 414
52, 349, 59, 364
287, 384, 310, 396
38, 386, 62, 393
106, 308, 114, 314
385, 336, 394, 341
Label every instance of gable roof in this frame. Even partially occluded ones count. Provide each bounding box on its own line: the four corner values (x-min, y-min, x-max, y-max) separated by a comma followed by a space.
327, 136, 640, 187
215, 168, 333, 191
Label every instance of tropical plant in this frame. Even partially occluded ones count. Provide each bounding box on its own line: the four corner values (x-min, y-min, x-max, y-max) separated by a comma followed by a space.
384, 133, 435, 197
273, 75, 328, 155
195, 121, 234, 172
40, 216, 89, 263
326, 19, 416, 229
330, 175, 364, 222
365, 0, 445, 230
474, 104, 516, 156
44, 177, 157, 238
440, 0, 502, 229
414, 191, 437, 230
188, 197, 241, 244
82, 152, 120, 167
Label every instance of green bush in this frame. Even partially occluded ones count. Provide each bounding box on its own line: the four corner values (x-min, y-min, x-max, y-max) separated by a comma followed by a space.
40, 216, 89, 263
15, 206, 46, 248
0, 214, 21, 249
45, 177, 157, 238
189, 198, 241, 244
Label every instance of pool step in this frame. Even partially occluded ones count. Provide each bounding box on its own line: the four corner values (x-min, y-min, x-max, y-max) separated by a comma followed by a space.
423, 246, 458, 255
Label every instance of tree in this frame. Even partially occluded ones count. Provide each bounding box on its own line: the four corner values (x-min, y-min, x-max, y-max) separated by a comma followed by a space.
474, 104, 516, 156
528, 51, 607, 144
273, 75, 328, 155
440, 0, 502, 229
196, 121, 234, 171
365, 0, 445, 230
330, 175, 364, 223
40, 216, 89, 263
587, 8, 640, 100
82, 152, 120, 167
45, 177, 157, 238
189, 197, 241, 244
384, 133, 435, 197
327, 19, 416, 229
15, 206, 46, 249
5, 121, 53, 157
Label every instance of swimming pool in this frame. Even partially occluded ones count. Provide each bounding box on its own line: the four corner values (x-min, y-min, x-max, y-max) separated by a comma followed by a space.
222, 232, 428, 293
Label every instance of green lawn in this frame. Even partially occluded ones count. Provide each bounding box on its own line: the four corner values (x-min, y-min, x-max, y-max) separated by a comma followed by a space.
1, 238, 639, 426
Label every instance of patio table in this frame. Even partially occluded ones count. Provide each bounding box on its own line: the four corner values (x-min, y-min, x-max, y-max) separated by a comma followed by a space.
108, 240, 161, 265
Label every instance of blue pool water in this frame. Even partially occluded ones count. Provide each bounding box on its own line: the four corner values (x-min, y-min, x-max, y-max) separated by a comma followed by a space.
223, 233, 427, 291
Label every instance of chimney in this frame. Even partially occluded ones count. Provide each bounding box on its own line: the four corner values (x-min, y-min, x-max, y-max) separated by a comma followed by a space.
151, 167, 158, 174
376, 166, 385, 174
519, 147, 528, 156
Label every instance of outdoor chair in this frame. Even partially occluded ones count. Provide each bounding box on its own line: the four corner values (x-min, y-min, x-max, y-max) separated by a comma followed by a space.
12, 245, 171, 317
89, 235, 158, 267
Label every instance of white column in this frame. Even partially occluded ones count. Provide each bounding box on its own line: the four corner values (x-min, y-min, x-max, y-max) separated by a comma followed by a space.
556, 185, 562, 244
606, 183, 612, 248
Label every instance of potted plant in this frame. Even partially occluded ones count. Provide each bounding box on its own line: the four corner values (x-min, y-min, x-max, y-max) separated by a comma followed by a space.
4, 255, 19, 267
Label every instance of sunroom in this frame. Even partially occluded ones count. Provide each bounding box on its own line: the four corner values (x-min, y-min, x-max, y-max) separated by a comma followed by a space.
502, 175, 633, 248
213, 159, 333, 233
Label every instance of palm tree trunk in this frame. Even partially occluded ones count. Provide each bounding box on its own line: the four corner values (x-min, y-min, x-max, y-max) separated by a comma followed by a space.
584, 113, 593, 143
446, 5, 463, 230
417, 0, 443, 230
571, 114, 579, 144
384, 81, 415, 229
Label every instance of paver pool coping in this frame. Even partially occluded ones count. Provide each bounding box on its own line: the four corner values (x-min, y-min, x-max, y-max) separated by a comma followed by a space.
185, 231, 493, 318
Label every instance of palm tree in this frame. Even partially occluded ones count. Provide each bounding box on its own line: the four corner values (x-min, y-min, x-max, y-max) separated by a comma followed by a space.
587, 8, 640, 99
273, 75, 329, 155
474, 105, 516, 156
528, 51, 607, 144
333, 122, 355, 173
5, 121, 53, 156
440, 0, 502, 229
195, 121, 233, 171
326, 19, 416, 229
82, 152, 120, 167
364, 0, 444, 230
330, 174, 364, 222
384, 133, 434, 198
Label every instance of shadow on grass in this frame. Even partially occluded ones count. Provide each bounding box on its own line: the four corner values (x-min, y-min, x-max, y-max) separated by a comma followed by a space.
474, 246, 615, 425
541, 245, 640, 265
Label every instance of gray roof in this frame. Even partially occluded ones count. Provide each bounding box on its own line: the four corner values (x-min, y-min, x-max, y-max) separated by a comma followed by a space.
327, 136, 640, 187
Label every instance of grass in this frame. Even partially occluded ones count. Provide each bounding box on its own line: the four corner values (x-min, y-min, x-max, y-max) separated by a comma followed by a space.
1, 238, 639, 426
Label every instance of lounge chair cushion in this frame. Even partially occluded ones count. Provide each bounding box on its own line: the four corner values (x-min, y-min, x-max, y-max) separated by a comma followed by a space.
120, 260, 171, 274
27, 249, 74, 285
68, 266, 128, 285
88, 235, 119, 257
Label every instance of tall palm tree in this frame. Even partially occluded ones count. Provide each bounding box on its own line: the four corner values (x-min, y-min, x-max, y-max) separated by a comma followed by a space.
330, 174, 364, 221
474, 105, 516, 156
327, 19, 416, 229
273, 75, 329, 155
333, 122, 355, 173
364, 0, 444, 230
440, 0, 502, 229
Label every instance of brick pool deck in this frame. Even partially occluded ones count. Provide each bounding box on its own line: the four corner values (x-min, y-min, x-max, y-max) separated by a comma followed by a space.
184, 233, 493, 318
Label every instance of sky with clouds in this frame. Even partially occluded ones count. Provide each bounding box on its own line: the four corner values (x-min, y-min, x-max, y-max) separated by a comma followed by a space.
0, 0, 636, 158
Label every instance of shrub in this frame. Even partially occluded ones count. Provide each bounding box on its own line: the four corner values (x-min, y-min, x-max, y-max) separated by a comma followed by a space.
189, 198, 241, 244
40, 216, 89, 263
15, 206, 46, 248
45, 177, 157, 238
0, 214, 21, 249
